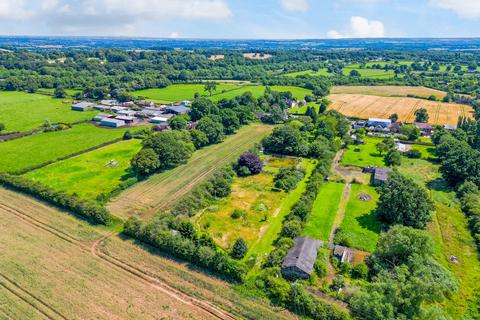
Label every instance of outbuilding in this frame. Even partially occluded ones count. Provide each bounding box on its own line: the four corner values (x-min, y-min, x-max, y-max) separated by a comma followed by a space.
115, 115, 138, 124
166, 105, 190, 115
371, 167, 393, 186
150, 116, 171, 123
333, 245, 354, 264
92, 113, 113, 121
100, 118, 125, 128
71, 101, 95, 111
281, 237, 322, 280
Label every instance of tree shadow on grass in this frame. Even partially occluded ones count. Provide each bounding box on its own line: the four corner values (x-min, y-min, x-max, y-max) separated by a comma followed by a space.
356, 209, 381, 234
427, 178, 453, 192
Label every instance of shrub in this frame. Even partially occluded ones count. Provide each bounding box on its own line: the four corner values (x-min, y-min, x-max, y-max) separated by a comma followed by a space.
274, 167, 305, 191
404, 149, 421, 159
231, 208, 247, 219
235, 152, 263, 176
352, 263, 368, 279
231, 238, 248, 259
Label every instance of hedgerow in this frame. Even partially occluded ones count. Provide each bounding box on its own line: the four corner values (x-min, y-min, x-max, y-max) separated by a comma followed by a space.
0, 172, 112, 225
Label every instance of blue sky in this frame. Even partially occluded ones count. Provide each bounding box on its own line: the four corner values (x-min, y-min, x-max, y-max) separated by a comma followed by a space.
0, 0, 479, 38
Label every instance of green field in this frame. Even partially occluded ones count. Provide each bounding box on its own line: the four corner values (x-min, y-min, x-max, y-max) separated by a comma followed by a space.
399, 158, 480, 318
339, 184, 380, 252
24, 140, 142, 201
37, 88, 82, 96
341, 138, 385, 167
303, 182, 345, 241
284, 69, 331, 77
133, 84, 312, 103
0, 91, 96, 132
132, 84, 243, 103
0, 124, 128, 173
342, 66, 397, 79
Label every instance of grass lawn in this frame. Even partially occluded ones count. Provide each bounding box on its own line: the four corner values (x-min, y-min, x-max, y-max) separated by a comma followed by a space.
245, 159, 317, 266
132, 84, 243, 103
284, 69, 331, 77
24, 140, 142, 201
410, 144, 436, 160
195, 156, 302, 250
132, 84, 313, 104
399, 158, 480, 319
339, 183, 380, 252
341, 137, 386, 167
303, 182, 345, 241
342, 66, 397, 79
0, 91, 96, 133
0, 123, 128, 173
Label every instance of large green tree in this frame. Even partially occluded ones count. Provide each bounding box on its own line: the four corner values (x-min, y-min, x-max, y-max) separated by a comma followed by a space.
377, 172, 434, 229
142, 131, 195, 169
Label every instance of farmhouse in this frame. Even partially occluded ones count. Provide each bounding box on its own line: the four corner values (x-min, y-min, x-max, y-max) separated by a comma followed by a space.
166, 105, 190, 115
71, 101, 95, 111
282, 237, 322, 279
415, 122, 433, 135
100, 118, 125, 128
371, 167, 393, 186
333, 245, 354, 264
367, 118, 392, 128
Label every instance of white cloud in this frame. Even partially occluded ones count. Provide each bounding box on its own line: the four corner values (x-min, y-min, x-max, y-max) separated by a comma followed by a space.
430, 0, 480, 19
328, 16, 385, 38
280, 0, 309, 12
0, 0, 33, 20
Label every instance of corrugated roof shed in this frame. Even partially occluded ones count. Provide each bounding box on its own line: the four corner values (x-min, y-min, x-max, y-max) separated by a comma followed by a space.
282, 237, 322, 276
374, 167, 392, 182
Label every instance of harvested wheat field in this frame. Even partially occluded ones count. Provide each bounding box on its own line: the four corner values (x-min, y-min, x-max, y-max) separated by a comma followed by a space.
243, 53, 272, 60
0, 187, 293, 320
328, 94, 474, 125
332, 85, 447, 99
108, 123, 273, 219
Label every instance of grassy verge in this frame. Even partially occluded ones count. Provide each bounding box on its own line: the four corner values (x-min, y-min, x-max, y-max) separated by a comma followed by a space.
303, 182, 345, 241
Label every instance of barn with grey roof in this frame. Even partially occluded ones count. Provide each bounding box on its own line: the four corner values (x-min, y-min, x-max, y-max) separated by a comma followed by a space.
282, 236, 322, 279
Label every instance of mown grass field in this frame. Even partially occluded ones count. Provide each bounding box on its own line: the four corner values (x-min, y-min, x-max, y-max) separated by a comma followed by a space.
303, 182, 345, 241
329, 94, 473, 125
107, 124, 273, 219
342, 66, 397, 79
24, 139, 142, 201
0, 187, 293, 320
339, 184, 380, 252
0, 124, 128, 173
399, 158, 480, 319
283, 69, 331, 77
0, 91, 96, 132
195, 156, 301, 250
331, 85, 447, 99
133, 84, 312, 103
341, 137, 385, 167
132, 84, 243, 103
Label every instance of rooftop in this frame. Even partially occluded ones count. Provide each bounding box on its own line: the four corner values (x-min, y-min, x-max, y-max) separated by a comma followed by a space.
374, 167, 393, 182
282, 237, 322, 275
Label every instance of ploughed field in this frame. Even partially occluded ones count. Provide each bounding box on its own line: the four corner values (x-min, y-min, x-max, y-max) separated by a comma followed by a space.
107, 123, 273, 219
0, 187, 294, 320
328, 93, 473, 125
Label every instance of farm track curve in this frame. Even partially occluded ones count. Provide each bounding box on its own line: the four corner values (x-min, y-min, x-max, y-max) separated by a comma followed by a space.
0, 202, 237, 320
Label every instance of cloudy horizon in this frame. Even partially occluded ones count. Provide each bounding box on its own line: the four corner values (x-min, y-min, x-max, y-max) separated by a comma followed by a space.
0, 0, 479, 39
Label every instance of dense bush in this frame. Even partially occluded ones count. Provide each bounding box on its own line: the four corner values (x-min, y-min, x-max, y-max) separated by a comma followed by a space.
170, 166, 235, 216
404, 149, 422, 159
123, 216, 246, 282
235, 152, 263, 176
262, 125, 308, 156
231, 238, 248, 259
0, 173, 112, 225
274, 166, 305, 191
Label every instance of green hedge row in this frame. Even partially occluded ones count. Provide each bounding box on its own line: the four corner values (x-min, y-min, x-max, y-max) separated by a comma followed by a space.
123, 216, 246, 282
0, 172, 112, 225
